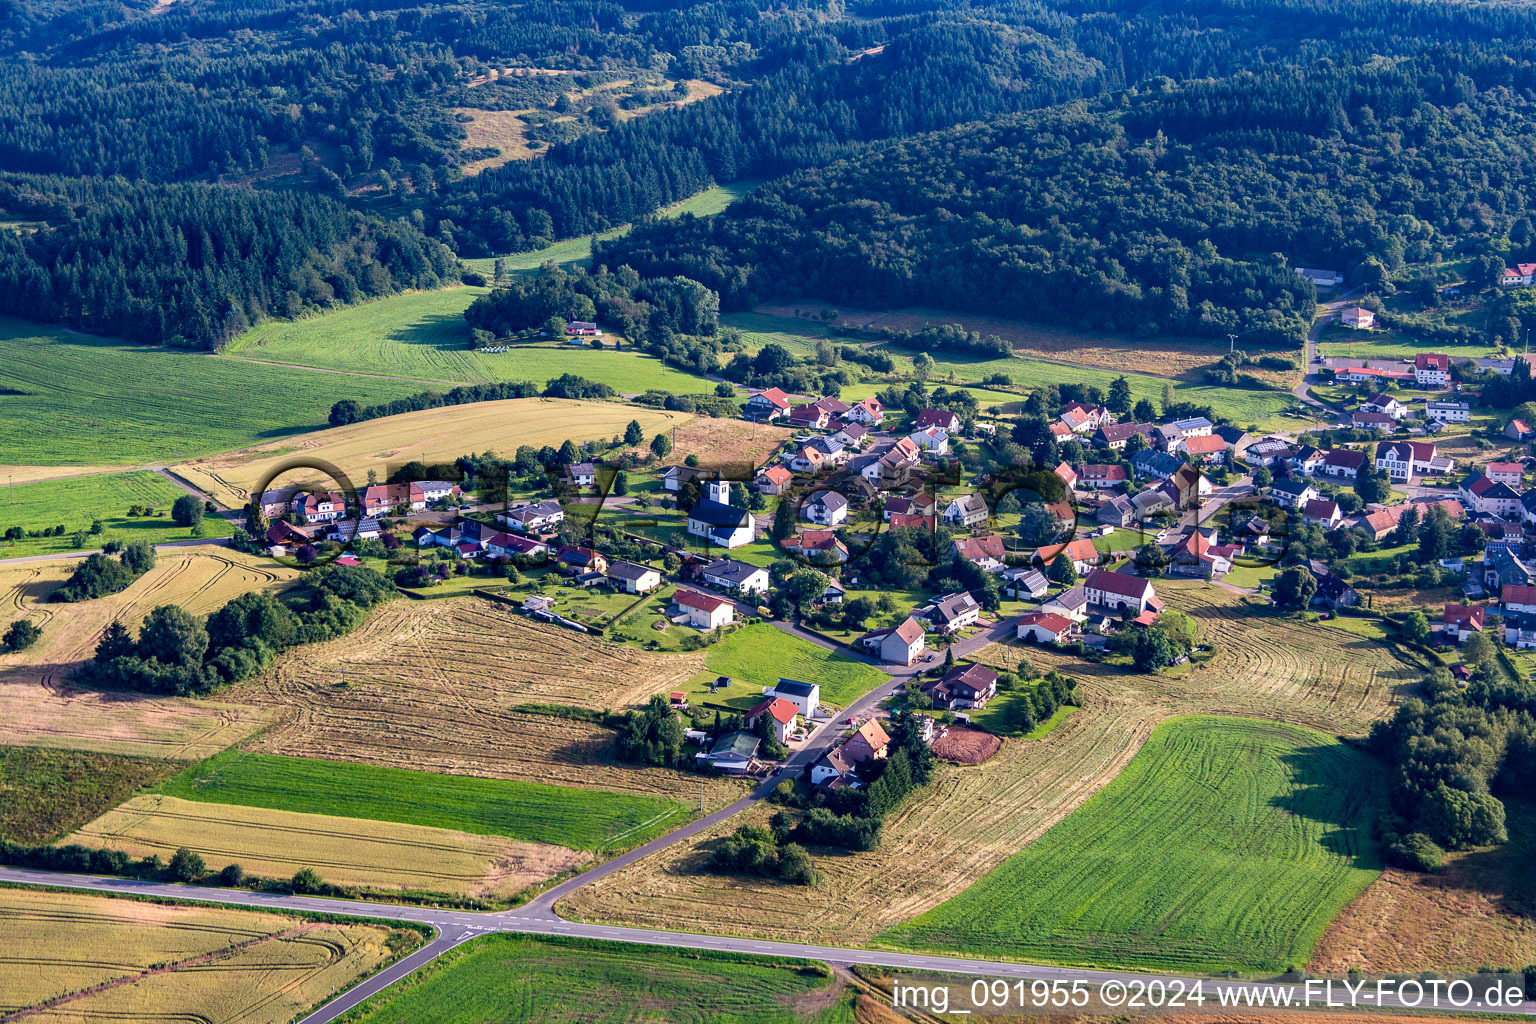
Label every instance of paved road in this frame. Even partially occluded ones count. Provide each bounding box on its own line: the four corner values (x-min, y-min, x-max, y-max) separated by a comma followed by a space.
0, 535, 231, 566
2, 867, 1527, 1020
1294, 286, 1364, 419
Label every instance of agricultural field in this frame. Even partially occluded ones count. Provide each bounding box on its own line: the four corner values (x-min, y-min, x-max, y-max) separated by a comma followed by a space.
67, 793, 584, 898
635, 413, 794, 473
231, 596, 746, 809
1309, 798, 1536, 973
0, 316, 424, 466
681, 623, 890, 711
0, 887, 417, 1023
159, 749, 690, 852
0, 470, 233, 558
560, 580, 1415, 946
880, 716, 1384, 973
348, 934, 853, 1024
173, 398, 689, 506
0, 550, 291, 759
0, 744, 177, 842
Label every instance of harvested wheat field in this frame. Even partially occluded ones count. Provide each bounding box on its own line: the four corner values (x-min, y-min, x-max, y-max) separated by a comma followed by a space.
173, 398, 689, 506
0, 550, 291, 759
66, 793, 585, 898
0, 886, 413, 1022
232, 596, 744, 808
1310, 798, 1536, 973
634, 414, 795, 475
559, 580, 1416, 946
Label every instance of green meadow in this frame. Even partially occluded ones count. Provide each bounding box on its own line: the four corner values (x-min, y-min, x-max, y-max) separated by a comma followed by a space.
348, 934, 852, 1024
158, 750, 691, 853
0, 471, 233, 557
690, 623, 889, 710
0, 318, 423, 466
881, 716, 1384, 973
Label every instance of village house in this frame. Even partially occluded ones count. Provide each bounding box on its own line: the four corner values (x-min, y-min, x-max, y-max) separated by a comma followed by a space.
810, 747, 857, 788
942, 493, 990, 529
1287, 445, 1326, 476
1362, 393, 1408, 419
326, 517, 381, 544
802, 490, 849, 526
1042, 585, 1089, 622
1001, 566, 1049, 599
784, 529, 848, 563
923, 663, 998, 709
1296, 267, 1344, 287
557, 545, 608, 574
1303, 498, 1342, 529
701, 557, 770, 597
1132, 487, 1175, 519
763, 679, 821, 718
1131, 449, 1184, 481
1060, 401, 1111, 432
1487, 550, 1534, 592
564, 462, 597, 488
1307, 559, 1359, 609
884, 493, 937, 520
1425, 400, 1470, 423
1268, 476, 1319, 510
1415, 352, 1451, 388
1375, 439, 1438, 484
1441, 603, 1486, 645
661, 465, 700, 493
685, 479, 755, 549
1059, 407, 1094, 434
844, 719, 891, 761
258, 488, 299, 517
1181, 434, 1228, 464
1084, 566, 1157, 615
745, 697, 798, 744
565, 320, 603, 337
606, 560, 662, 594
1244, 436, 1294, 467
294, 491, 346, 523
1079, 464, 1129, 489
867, 437, 921, 485
745, 387, 792, 421
675, 589, 735, 630
1488, 461, 1525, 488
1321, 448, 1366, 481
500, 500, 565, 533
1460, 471, 1523, 518
909, 426, 950, 454
1096, 494, 1136, 527
953, 533, 1007, 572
916, 591, 982, 634
1352, 410, 1397, 433
1501, 263, 1536, 287
789, 445, 826, 475
1340, 306, 1376, 329
832, 422, 869, 449
265, 519, 312, 554
859, 617, 927, 664
754, 465, 793, 495
1170, 528, 1241, 579
1509, 418, 1536, 442
845, 398, 884, 426
788, 401, 833, 430
1168, 463, 1210, 509
1053, 462, 1078, 489
914, 408, 961, 433
1504, 583, 1536, 616
487, 532, 547, 560
697, 731, 761, 772
806, 436, 847, 464
1094, 422, 1155, 451
1016, 610, 1078, 644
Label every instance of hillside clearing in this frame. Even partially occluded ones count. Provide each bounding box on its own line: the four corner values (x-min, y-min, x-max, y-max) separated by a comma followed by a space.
0, 316, 424, 466
0, 551, 290, 760
160, 749, 690, 852
0, 470, 233, 559
173, 398, 689, 506
0, 887, 414, 1022
231, 597, 745, 809
560, 581, 1414, 945
347, 933, 850, 1024
880, 717, 1384, 973
67, 793, 585, 899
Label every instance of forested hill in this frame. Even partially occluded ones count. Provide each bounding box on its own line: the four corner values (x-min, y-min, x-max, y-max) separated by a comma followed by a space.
0, 175, 456, 349
594, 61, 1536, 344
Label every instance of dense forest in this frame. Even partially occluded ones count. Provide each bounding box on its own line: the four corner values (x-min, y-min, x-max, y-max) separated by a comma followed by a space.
596, 61, 1536, 341
5, 0, 1536, 341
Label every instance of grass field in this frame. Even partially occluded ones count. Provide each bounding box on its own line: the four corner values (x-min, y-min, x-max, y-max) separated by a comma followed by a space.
68, 793, 585, 898
173, 398, 688, 505
232, 596, 746, 810
0, 317, 423, 466
0, 550, 291, 760
0, 470, 234, 558
0, 744, 177, 842
0, 887, 416, 1022
561, 581, 1415, 946
691, 623, 889, 710
160, 749, 690, 852
880, 716, 1384, 973
348, 933, 852, 1024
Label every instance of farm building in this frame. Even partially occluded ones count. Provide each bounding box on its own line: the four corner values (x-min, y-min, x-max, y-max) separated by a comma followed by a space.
1084, 567, 1158, 614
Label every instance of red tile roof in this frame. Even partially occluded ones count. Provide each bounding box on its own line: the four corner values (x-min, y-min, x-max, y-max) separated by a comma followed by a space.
676, 590, 732, 613
748, 697, 799, 725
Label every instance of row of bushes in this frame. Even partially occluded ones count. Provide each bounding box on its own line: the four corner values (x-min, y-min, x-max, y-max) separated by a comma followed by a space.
53, 541, 155, 603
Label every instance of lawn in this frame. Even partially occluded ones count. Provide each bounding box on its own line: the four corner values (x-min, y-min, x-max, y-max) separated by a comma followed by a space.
967, 691, 1077, 739
0, 744, 177, 843
158, 749, 690, 852
686, 623, 889, 710
347, 933, 851, 1024
0, 470, 234, 557
0, 317, 424, 465
228, 297, 713, 393
880, 716, 1385, 974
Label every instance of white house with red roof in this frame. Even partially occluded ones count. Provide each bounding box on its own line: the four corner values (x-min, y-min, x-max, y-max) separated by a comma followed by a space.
858, 617, 927, 664
1441, 603, 1485, 644
1053, 462, 1078, 489
755, 465, 793, 495
845, 398, 884, 426
1321, 448, 1366, 481
914, 408, 960, 432
1487, 461, 1524, 488
1502, 263, 1536, 287
1303, 498, 1342, 529
1016, 611, 1077, 644
1461, 471, 1523, 517
675, 589, 735, 630
745, 697, 799, 744
1083, 567, 1157, 614
1079, 464, 1128, 489
1415, 352, 1451, 387
745, 387, 792, 421
1340, 306, 1376, 329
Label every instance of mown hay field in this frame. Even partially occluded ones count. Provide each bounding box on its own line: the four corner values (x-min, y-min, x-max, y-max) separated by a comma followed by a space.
881, 717, 1384, 973
66, 793, 585, 898
0, 744, 177, 843
0, 887, 413, 1022
160, 749, 690, 852
641, 414, 793, 473
173, 397, 689, 506
0, 469, 233, 559
560, 581, 1416, 947
232, 596, 746, 809
0, 550, 291, 759
0, 315, 424, 466
349, 933, 852, 1024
